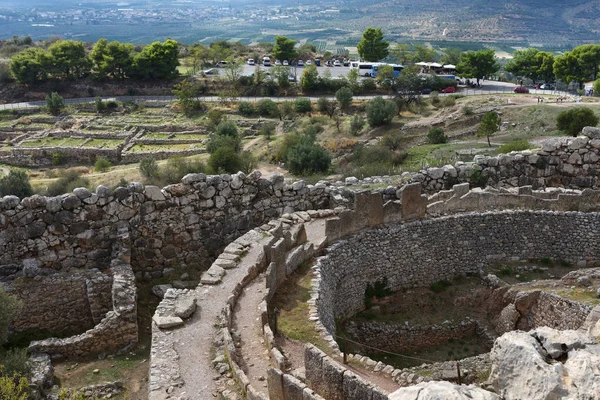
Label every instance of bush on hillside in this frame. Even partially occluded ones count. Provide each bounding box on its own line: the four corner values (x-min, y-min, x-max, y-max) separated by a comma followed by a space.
139, 157, 159, 179
0, 170, 33, 199
427, 127, 448, 144
237, 101, 255, 116
45, 170, 90, 196
557, 107, 599, 137
295, 98, 312, 113
366, 97, 397, 127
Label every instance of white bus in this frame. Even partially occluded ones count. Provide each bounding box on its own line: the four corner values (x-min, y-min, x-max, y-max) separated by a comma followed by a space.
350, 61, 381, 77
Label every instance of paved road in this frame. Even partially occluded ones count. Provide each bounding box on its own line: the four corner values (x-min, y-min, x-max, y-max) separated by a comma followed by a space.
0, 79, 572, 111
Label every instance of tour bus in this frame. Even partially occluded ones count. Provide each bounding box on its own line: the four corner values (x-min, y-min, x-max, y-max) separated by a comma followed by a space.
349, 61, 379, 77
370, 63, 404, 78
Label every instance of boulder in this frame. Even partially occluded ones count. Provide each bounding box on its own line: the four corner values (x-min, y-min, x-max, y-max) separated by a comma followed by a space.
489, 328, 600, 399
175, 296, 197, 319
389, 381, 499, 400
152, 284, 173, 299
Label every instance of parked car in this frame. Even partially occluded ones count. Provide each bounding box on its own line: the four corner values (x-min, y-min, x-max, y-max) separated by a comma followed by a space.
421, 88, 432, 95
441, 86, 456, 93
203, 68, 217, 75
314, 58, 321, 66
343, 59, 350, 66
297, 60, 304, 67
215, 60, 228, 67
283, 60, 289, 66
306, 60, 312, 65
247, 58, 255, 66
275, 60, 281, 66
514, 86, 529, 93
540, 83, 554, 90
333, 60, 341, 67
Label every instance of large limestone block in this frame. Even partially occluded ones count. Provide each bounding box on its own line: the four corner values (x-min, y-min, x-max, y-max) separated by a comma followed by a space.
321, 356, 345, 400
397, 183, 426, 220
267, 368, 285, 400
342, 371, 372, 400
283, 374, 305, 400
389, 381, 499, 400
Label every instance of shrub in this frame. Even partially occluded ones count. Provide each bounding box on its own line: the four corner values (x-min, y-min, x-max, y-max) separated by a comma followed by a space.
106, 100, 118, 109
0, 170, 33, 199
207, 133, 242, 154
354, 144, 393, 167
159, 157, 206, 184
94, 157, 112, 172
335, 87, 353, 110
381, 132, 403, 151
349, 115, 365, 136
285, 135, 331, 175
215, 120, 238, 138
237, 101, 255, 116
256, 99, 279, 117
275, 133, 301, 162
207, 108, 225, 128
45, 92, 64, 116
365, 97, 397, 127
209, 146, 242, 174
46, 170, 90, 196
295, 98, 312, 113
94, 97, 106, 113
260, 122, 277, 140
556, 107, 599, 137
279, 101, 296, 120
0, 367, 29, 400
462, 105, 474, 116
498, 139, 531, 153
440, 96, 456, 107
51, 152, 67, 166
470, 169, 488, 188
427, 127, 448, 144
139, 157, 159, 179
240, 151, 257, 174
361, 79, 377, 92
430, 279, 452, 293
0, 348, 28, 376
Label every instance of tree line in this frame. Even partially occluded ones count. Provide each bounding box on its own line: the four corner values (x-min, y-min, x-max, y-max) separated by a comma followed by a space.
9, 38, 180, 85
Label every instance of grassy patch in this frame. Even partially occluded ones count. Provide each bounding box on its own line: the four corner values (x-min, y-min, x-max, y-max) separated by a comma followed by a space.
82, 139, 123, 148
127, 143, 199, 152
271, 261, 329, 351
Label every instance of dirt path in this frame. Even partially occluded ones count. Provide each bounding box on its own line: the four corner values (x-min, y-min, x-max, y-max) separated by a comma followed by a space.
232, 274, 271, 396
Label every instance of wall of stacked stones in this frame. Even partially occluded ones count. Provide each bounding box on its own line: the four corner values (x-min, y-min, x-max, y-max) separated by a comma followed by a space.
28, 224, 138, 358
0, 172, 332, 281
6, 269, 112, 335
413, 128, 600, 192
0, 146, 122, 167
316, 210, 600, 338
343, 319, 479, 354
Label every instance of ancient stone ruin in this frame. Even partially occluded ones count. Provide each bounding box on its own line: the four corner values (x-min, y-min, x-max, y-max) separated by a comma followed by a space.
4, 129, 600, 399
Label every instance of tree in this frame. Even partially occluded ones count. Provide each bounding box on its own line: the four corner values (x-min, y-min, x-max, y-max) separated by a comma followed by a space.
173, 79, 204, 115
207, 120, 242, 153
335, 87, 353, 110
272, 36, 297, 62
94, 157, 112, 172
209, 146, 242, 174
0, 170, 33, 198
427, 127, 448, 144
132, 39, 179, 80
478, 111, 501, 147
440, 47, 462, 66
90, 38, 134, 79
366, 96, 398, 127
357, 28, 389, 62
47, 40, 91, 79
9, 47, 49, 85
139, 158, 160, 178
504, 48, 554, 84
390, 43, 411, 65
556, 107, 599, 137
45, 92, 64, 116
413, 44, 436, 63
554, 44, 600, 88
317, 97, 336, 118
300, 64, 319, 91
285, 135, 331, 175
456, 49, 499, 85
271, 65, 291, 88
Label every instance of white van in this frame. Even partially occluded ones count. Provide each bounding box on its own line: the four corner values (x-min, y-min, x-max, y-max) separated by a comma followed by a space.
262, 56, 271, 66
247, 58, 255, 66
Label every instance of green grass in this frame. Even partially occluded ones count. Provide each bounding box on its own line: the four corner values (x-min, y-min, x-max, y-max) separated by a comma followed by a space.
271, 261, 330, 351
127, 143, 200, 152
497, 139, 532, 154
82, 139, 123, 148
18, 138, 87, 148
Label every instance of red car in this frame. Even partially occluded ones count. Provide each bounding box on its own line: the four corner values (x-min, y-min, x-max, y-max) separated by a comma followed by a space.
441, 86, 456, 93
514, 86, 530, 93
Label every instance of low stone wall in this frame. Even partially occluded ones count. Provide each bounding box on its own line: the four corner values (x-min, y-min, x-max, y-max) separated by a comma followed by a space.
343, 318, 479, 354
6, 268, 112, 336
413, 127, 600, 192
120, 148, 206, 163
304, 344, 389, 400
28, 224, 137, 357
316, 210, 600, 339
0, 146, 122, 166
0, 171, 336, 280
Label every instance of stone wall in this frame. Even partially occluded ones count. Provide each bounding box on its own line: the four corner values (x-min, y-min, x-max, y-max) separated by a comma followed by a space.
315, 210, 600, 338
0, 146, 122, 166
303, 344, 389, 400
6, 269, 112, 336
28, 224, 137, 357
413, 128, 600, 192
343, 318, 479, 354
0, 171, 334, 280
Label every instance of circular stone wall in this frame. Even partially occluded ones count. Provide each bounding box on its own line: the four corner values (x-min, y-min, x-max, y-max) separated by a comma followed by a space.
315, 210, 600, 337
